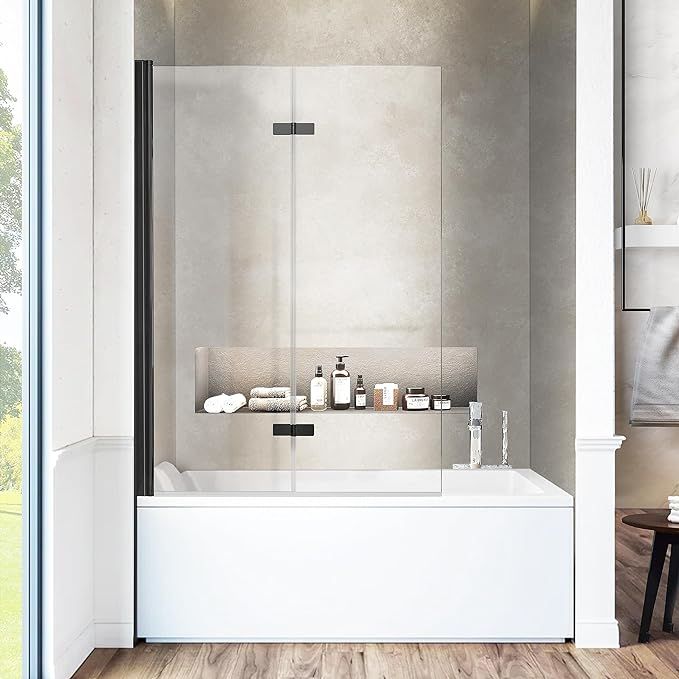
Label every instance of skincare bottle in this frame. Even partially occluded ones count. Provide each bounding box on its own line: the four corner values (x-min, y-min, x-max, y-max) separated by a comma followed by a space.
354, 374, 367, 410
331, 355, 351, 410
310, 365, 327, 412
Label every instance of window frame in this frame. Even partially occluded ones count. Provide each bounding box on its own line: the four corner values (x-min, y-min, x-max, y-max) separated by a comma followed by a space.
23, 0, 43, 675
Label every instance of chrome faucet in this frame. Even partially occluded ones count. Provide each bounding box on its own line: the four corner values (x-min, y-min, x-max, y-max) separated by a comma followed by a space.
501, 410, 510, 467
468, 401, 483, 468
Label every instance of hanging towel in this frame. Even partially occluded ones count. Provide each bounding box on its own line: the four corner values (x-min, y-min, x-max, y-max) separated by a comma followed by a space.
631, 306, 679, 425
203, 393, 247, 414
248, 395, 308, 412
250, 386, 291, 399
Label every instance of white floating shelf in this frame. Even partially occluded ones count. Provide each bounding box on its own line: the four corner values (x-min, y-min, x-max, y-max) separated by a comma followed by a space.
615, 224, 679, 250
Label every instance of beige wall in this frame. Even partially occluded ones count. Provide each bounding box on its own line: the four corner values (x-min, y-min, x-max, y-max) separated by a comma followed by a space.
616, 0, 679, 507
529, 0, 576, 494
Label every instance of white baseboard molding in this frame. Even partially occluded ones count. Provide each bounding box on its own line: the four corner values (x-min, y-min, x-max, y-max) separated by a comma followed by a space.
94, 622, 134, 648
574, 620, 620, 649
52, 621, 94, 679
94, 436, 134, 651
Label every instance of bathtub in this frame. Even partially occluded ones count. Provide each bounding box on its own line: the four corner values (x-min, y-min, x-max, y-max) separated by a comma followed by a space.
137, 467, 573, 642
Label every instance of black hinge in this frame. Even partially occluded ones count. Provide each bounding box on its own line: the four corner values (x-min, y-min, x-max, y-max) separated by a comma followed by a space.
272, 423, 315, 437
273, 122, 315, 135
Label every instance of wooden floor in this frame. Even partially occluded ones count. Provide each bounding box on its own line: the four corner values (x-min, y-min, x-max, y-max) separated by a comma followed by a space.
73, 510, 679, 679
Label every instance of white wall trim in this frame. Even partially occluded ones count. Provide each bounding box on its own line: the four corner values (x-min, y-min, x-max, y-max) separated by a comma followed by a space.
45, 438, 97, 679
50, 436, 96, 462
575, 436, 624, 649
574, 620, 622, 649
575, 0, 623, 649
44, 435, 133, 679
95, 435, 134, 452
53, 621, 95, 679
575, 437, 626, 452
94, 435, 135, 649
94, 622, 135, 648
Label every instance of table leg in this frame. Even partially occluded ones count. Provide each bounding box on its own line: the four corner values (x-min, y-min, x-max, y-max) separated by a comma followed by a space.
639, 533, 669, 643
663, 543, 679, 633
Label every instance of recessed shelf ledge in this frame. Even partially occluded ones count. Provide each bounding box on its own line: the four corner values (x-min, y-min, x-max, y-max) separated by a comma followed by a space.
197, 406, 469, 415
615, 224, 679, 249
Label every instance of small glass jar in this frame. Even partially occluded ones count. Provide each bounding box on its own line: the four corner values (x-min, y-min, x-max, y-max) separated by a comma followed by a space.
402, 387, 429, 411
430, 394, 452, 411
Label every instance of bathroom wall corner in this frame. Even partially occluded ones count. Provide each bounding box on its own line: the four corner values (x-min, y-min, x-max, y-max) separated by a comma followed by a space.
529, 0, 576, 494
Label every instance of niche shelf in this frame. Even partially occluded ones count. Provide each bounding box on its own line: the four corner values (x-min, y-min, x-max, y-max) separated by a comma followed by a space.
194, 346, 478, 414
615, 225, 679, 250
197, 406, 469, 415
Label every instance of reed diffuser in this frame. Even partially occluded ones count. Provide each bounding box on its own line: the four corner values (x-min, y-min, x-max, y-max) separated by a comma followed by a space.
632, 167, 657, 225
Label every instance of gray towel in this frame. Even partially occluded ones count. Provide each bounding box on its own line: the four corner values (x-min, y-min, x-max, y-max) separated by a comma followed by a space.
248, 396, 308, 412
631, 306, 679, 425
250, 386, 291, 399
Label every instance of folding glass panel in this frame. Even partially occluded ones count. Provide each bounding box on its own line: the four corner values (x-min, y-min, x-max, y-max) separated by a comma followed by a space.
154, 66, 294, 493
293, 66, 445, 494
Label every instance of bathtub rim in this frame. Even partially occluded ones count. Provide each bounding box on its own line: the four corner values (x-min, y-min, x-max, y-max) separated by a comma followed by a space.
137, 468, 573, 508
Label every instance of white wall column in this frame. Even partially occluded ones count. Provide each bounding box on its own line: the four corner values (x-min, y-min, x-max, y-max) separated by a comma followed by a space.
575, 0, 625, 648
92, 0, 135, 650
43, 0, 135, 674
42, 0, 94, 675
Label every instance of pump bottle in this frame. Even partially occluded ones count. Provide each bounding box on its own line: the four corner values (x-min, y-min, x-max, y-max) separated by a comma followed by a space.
331, 355, 351, 410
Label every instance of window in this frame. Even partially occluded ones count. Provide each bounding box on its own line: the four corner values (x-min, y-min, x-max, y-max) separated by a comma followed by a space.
0, 1, 41, 676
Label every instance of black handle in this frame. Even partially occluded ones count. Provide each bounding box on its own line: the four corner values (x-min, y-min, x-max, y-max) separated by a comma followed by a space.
273, 423, 315, 437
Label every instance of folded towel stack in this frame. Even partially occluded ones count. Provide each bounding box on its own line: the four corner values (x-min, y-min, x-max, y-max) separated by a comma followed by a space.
250, 387, 291, 399
248, 387, 308, 412
669, 496, 679, 524
203, 393, 247, 414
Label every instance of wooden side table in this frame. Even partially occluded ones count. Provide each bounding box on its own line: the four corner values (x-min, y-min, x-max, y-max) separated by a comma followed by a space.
622, 513, 679, 642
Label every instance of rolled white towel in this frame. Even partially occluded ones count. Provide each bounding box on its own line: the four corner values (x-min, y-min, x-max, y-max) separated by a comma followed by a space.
223, 393, 247, 413
204, 393, 227, 413
204, 393, 246, 414
669, 509, 679, 524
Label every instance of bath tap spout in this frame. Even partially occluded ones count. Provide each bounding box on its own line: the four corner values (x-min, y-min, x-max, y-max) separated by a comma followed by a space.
501, 410, 510, 467
468, 401, 483, 468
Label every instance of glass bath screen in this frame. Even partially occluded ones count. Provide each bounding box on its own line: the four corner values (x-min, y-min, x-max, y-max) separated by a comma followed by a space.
293, 66, 444, 493
155, 66, 294, 493
152, 65, 447, 494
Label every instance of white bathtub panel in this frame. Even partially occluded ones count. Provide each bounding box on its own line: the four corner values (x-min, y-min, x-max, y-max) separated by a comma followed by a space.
137, 505, 573, 640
